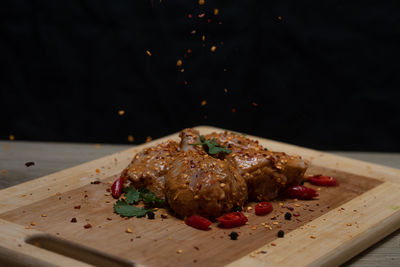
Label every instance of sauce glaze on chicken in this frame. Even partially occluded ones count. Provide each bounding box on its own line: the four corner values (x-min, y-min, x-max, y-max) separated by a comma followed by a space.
121, 128, 308, 218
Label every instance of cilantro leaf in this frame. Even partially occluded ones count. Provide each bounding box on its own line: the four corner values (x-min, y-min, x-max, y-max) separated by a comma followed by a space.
125, 185, 140, 204
139, 188, 164, 204
190, 136, 231, 156
114, 199, 148, 217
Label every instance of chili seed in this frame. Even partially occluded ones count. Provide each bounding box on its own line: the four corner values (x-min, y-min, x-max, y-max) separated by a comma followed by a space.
229, 231, 239, 240
277, 230, 284, 238
147, 211, 155, 220
284, 212, 292, 220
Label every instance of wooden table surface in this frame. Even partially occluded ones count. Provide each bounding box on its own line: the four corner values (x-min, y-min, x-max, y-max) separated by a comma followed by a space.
0, 140, 399, 266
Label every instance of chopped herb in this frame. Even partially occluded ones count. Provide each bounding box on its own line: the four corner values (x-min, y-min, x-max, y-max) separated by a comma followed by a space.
139, 188, 165, 204
190, 135, 231, 155
114, 199, 148, 218
125, 185, 140, 204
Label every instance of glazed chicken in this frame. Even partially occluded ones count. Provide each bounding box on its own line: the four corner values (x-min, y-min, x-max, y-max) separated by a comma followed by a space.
165, 150, 248, 218
205, 131, 309, 201
120, 140, 180, 199
120, 128, 308, 217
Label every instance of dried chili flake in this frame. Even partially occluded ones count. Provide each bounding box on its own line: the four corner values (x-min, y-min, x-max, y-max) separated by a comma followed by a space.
202, 35, 206, 41
252, 102, 258, 107
201, 100, 207, 106
90, 181, 101, 184
224, 88, 228, 93
176, 59, 183, 67
146, 136, 152, 143
198, 0, 204, 5
146, 50, 152, 56
128, 135, 134, 142
187, 49, 192, 54
74, 205, 81, 209
214, 9, 219, 15
71, 218, 77, 223
277, 16, 282, 20
41, 214, 47, 217
232, 108, 236, 113
9, 134, 15, 141
95, 169, 100, 173
198, 13, 205, 18
1, 169, 7, 174
118, 110, 125, 116
210, 46, 217, 52
84, 223, 92, 229
188, 14, 193, 19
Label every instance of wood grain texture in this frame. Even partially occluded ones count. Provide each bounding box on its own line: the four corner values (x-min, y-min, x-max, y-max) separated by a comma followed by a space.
0, 126, 399, 266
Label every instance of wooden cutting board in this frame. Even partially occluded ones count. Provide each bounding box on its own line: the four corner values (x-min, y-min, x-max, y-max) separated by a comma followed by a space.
1, 126, 399, 267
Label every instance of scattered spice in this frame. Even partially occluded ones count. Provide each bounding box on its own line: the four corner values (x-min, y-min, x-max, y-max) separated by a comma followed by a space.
118, 110, 125, 116
176, 59, 183, 67
9, 134, 15, 141
91, 181, 101, 184
277, 16, 282, 20
30, 222, 36, 226
70, 218, 77, 223
284, 212, 292, 220
310, 235, 316, 239
128, 135, 134, 142
147, 211, 155, 220
202, 35, 206, 41
25, 161, 35, 167
177, 249, 183, 254
277, 230, 284, 238
229, 231, 239, 240
210, 46, 217, 52
198, 13, 205, 18
146, 136, 152, 143
146, 50, 152, 56
74, 205, 81, 209
214, 8, 219, 15
126, 227, 133, 233
201, 100, 207, 106
95, 169, 100, 173
198, 0, 204, 5
161, 213, 168, 219
84, 223, 92, 229
41, 214, 47, 217
346, 223, 352, 226
1, 169, 6, 174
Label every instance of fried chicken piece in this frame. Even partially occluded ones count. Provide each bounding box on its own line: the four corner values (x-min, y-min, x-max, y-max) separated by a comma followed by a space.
120, 140, 180, 199
205, 131, 308, 201
165, 150, 248, 218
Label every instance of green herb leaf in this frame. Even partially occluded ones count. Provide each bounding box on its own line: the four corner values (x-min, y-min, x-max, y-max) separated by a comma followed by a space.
139, 188, 165, 204
125, 185, 140, 204
190, 136, 231, 155
114, 199, 148, 217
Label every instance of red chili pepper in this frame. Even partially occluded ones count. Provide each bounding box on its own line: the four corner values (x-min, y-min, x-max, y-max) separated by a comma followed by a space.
284, 185, 319, 200
309, 175, 339, 186
185, 215, 212, 230
255, 202, 273, 216
111, 177, 124, 198
216, 212, 248, 228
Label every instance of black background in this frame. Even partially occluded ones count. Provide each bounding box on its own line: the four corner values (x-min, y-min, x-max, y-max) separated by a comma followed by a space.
1, 1, 400, 151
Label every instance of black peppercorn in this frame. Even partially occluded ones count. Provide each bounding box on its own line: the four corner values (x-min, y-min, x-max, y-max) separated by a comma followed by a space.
284, 212, 292, 220
277, 230, 284, 238
147, 211, 155, 220
231, 204, 242, 212
229, 231, 239, 240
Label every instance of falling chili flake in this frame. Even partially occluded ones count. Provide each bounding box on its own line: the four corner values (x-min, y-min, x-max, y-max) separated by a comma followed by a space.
224, 88, 228, 93
210, 46, 217, 52
277, 16, 282, 20
184, 81, 188, 85
9, 134, 15, 141
146, 136, 152, 143
202, 35, 206, 41
232, 108, 236, 113
176, 59, 183, 67
180, 69, 185, 72
187, 49, 192, 54
188, 14, 193, 19
95, 169, 100, 173
198, 13, 205, 18
146, 50, 152, 56
118, 110, 125, 116
128, 135, 134, 143
191, 30, 197, 34
25, 161, 35, 167
252, 102, 258, 107
214, 8, 219, 15
198, 0, 205, 5
1, 169, 7, 174
201, 100, 207, 106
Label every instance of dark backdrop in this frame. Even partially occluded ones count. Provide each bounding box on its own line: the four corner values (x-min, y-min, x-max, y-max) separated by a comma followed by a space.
1, 1, 400, 151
